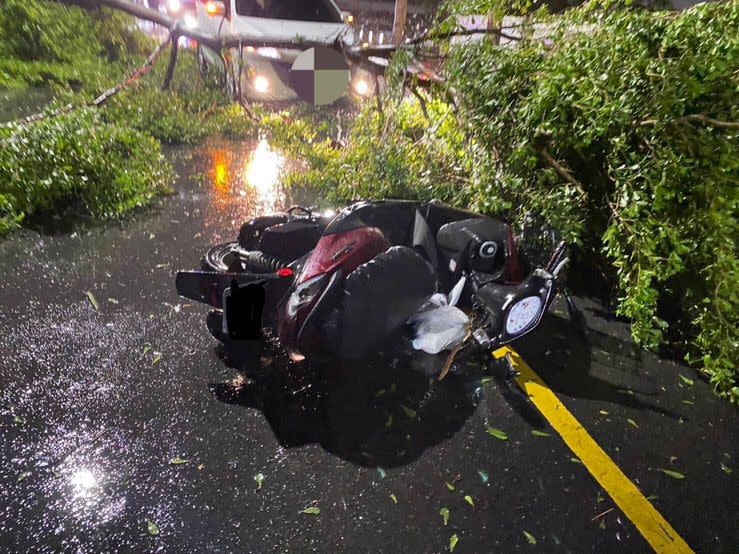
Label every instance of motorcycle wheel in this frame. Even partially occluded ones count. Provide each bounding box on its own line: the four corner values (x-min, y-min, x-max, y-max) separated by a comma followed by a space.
202, 242, 244, 273
202, 242, 290, 273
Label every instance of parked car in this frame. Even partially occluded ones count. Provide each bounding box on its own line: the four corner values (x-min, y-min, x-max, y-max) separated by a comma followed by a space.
171, 0, 364, 101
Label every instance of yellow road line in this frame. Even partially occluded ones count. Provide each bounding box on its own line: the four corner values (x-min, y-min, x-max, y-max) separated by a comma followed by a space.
493, 346, 693, 554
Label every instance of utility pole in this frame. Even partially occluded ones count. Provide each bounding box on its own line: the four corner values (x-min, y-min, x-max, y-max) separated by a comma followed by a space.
392, 0, 408, 45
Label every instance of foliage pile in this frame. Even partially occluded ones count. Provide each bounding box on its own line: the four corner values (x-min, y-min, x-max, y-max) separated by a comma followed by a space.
265, 0, 739, 400
0, 110, 173, 232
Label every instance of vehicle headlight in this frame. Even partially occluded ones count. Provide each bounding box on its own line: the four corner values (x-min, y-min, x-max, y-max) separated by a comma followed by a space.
254, 75, 270, 93
183, 13, 198, 29
505, 296, 542, 336
286, 274, 327, 317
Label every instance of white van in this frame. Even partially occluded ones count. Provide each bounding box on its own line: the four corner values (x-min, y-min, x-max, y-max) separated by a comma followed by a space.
170, 0, 356, 100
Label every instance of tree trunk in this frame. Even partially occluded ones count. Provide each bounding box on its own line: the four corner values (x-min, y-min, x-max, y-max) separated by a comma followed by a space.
392, 0, 408, 45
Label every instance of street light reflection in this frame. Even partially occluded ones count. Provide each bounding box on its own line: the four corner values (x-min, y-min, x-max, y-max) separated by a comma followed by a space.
244, 139, 284, 212
70, 469, 97, 498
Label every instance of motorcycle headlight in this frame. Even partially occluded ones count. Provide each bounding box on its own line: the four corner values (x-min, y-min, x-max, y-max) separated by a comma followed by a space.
286, 274, 327, 317
505, 296, 543, 336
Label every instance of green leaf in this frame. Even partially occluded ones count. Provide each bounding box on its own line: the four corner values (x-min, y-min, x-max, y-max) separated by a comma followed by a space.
531, 430, 550, 437
599, 410, 609, 416
480, 377, 493, 384
440, 507, 450, 525
400, 405, 417, 418
13, 415, 24, 424
152, 354, 162, 365
477, 469, 489, 483
657, 468, 685, 480
570, 457, 582, 464
678, 375, 694, 386
449, 533, 459, 552
169, 457, 188, 465
390, 493, 398, 504
143, 344, 151, 355
720, 462, 732, 474
682, 400, 694, 405
300, 506, 320, 515
464, 495, 474, 507
17, 471, 30, 483
86, 291, 100, 311
377, 467, 387, 479
523, 530, 537, 544
147, 520, 159, 536
486, 427, 508, 440
254, 473, 264, 489
445, 481, 455, 491
626, 418, 638, 428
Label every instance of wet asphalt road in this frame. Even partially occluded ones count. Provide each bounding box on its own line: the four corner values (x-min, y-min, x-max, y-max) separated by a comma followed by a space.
0, 140, 736, 553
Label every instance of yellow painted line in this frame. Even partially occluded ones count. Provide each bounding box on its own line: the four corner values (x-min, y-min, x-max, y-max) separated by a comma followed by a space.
493, 346, 693, 554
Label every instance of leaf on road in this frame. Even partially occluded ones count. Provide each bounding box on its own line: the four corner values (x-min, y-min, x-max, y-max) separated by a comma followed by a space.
152, 354, 162, 365
464, 495, 474, 507
169, 457, 189, 465
658, 468, 685, 479
385, 414, 393, 428
300, 506, 320, 515
599, 519, 606, 530
147, 520, 159, 536
599, 410, 609, 416
143, 344, 152, 355
720, 462, 732, 474
570, 457, 582, 464
626, 418, 638, 428
17, 471, 30, 482
445, 481, 455, 491
400, 405, 417, 419
477, 470, 489, 483
480, 377, 493, 384
197, 464, 205, 470
523, 530, 537, 544
13, 415, 24, 424
107, 297, 119, 305
678, 375, 694, 386
390, 493, 398, 504
486, 427, 508, 440
377, 467, 387, 479
531, 430, 550, 437
254, 473, 264, 489
440, 507, 449, 525
86, 291, 100, 311
376, 389, 386, 397
449, 533, 459, 552
682, 400, 694, 405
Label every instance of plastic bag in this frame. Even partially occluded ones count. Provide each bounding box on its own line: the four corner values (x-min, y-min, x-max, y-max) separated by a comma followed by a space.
407, 277, 470, 354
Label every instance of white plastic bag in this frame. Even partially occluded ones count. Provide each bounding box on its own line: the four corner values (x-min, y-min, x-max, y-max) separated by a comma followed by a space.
407, 277, 470, 354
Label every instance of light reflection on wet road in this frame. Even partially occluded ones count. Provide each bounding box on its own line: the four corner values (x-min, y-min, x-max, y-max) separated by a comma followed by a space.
0, 139, 736, 553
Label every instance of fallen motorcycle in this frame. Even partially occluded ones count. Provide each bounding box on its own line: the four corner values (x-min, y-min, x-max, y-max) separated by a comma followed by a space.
176, 200, 573, 366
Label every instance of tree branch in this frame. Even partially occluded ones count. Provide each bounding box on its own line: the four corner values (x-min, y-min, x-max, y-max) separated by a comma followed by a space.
640, 113, 739, 130
537, 147, 588, 200
161, 35, 180, 91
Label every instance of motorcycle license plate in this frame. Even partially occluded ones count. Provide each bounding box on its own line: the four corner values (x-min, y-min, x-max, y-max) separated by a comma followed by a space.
223, 280, 265, 340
